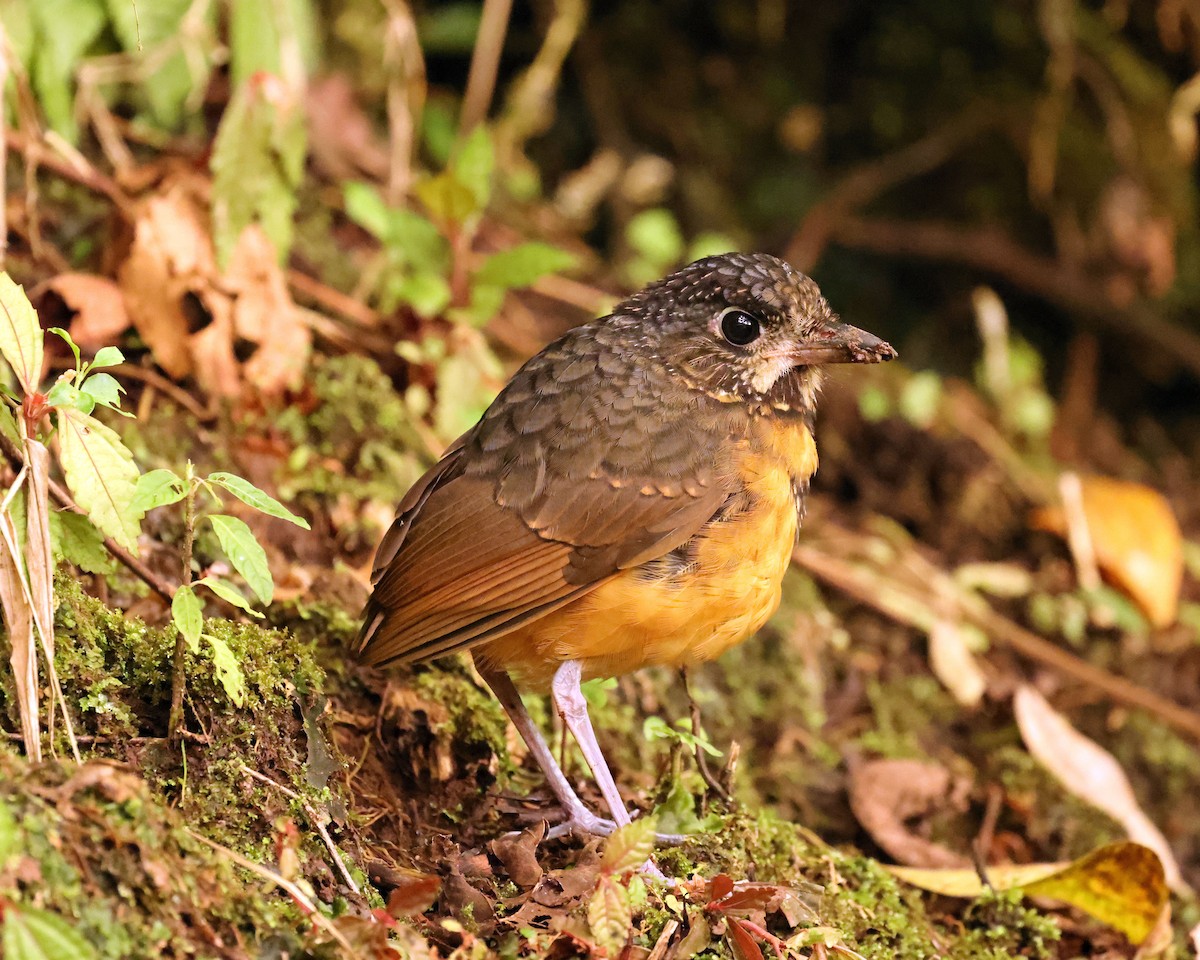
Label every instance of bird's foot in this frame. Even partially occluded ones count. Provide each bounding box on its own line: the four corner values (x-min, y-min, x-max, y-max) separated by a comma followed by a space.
542, 808, 688, 846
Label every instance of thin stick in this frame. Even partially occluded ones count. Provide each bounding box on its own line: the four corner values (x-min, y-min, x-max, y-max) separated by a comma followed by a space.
678, 667, 730, 802
240, 764, 362, 896
458, 0, 514, 136
186, 829, 366, 958
792, 539, 1200, 741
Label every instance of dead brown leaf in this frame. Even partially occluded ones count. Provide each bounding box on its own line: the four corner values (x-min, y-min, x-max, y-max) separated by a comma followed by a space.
42, 273, 131, 351
489, 820, 546, 888
1031, 475, 1183, 627
848, 757, 971, 869
1014, 685, 1187, 893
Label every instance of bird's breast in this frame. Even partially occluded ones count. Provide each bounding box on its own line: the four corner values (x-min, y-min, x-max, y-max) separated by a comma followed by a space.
475, 415, 818, 686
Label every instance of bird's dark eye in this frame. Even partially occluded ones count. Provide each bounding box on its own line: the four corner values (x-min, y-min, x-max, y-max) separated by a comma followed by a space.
719, 309, 761, 347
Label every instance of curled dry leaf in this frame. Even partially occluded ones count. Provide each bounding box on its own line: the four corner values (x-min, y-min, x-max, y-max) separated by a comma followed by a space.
1013, 685, 1187, 893
489, 820, 545, 888
43, 273, 130, 352
117, 182, 312, 398
118, 184, 216, 378
890, 841, 1168, 946
1031, 475, 1183, 627
848, 757, 971, 869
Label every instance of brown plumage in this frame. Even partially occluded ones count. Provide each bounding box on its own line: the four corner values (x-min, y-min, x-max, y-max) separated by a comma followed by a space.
354, 252, 895, 844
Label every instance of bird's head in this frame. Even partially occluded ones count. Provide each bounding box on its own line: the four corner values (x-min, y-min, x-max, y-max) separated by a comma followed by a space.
619, 252, 896, 412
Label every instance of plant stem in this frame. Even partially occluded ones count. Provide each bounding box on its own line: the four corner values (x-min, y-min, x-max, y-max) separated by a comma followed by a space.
167, 474, 198, 740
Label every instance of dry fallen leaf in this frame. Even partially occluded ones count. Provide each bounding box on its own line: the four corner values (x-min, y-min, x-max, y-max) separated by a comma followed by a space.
928, 619, 987, 708
1014, 685, 1187, 893
43, 273, 130, 352
118, 183, 215, 378
1031, 475, 1183, 627
889, 841, 1168, 946
848, 758, 971, 869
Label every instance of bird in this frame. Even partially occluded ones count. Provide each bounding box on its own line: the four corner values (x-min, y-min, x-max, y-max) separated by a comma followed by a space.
354, 252, 896, 840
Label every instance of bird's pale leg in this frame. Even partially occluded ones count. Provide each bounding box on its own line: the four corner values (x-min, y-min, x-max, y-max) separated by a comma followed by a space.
474, 659, 616, 837
551, 660, 633, 827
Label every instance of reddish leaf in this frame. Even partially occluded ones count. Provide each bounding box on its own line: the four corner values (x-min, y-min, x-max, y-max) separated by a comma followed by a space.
706, 873, 734, 905
727, 918, 765, 960
386, 871, 441, 918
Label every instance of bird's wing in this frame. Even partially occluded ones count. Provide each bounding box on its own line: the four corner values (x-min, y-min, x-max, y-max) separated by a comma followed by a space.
354, 325, 738, 667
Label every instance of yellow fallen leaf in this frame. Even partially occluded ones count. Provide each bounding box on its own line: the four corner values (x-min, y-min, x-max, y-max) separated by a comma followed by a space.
889, 841, 1167, 945
1032, 475, 1183, 627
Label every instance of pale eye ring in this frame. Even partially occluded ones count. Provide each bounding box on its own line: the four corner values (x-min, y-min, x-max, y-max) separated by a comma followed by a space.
718, 307, 762, 347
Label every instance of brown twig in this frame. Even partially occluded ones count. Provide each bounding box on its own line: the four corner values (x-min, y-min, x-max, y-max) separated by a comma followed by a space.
380, 0, 426, 202
186, 829, 366, 959
828, 216, 1200, 379
784, 108, 998, 272
4, 129, 133, 215
458, 0, 514, 136
678, 667, 730, 802
287, 269, 380, 328
239, 764, 362, 896
0, 428, 175, 604
792, 533, 1200, 742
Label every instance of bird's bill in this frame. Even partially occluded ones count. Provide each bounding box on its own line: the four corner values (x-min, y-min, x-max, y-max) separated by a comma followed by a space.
787, 323, 897, 365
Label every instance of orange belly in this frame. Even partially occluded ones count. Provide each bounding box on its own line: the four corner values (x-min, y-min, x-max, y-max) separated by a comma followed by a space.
475, 418, 817, 687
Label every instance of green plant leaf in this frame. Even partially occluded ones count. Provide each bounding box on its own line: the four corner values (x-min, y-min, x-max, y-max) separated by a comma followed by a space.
205, 633, 247, 707
343, 181, 391, 240
398, 272, 452, 318
415, 171, 479, 228
89, 346, 124, 369
474, 242, 576, 290
208, 515, 273, 605
104, 0, 206, 128
0, 797, 17, 865
56, 408, 142, 552
2, 904, 98, 960
130, 469, 188, 514
600, 817, 657, 875
228, 0, 318, 88
626, 208, 684, 268
29, 0, 107, 141
210, 75, 307, 267
587, 875, 632, 954
206, 473, 310, 529
172, 584, 202, 654
80, 373, 124, 410
44, 381, 93, 415
452, 125, 494, 210
0, 273, 44, 395
47, 327, 80, 372
195, 576, 264, 617
49, 510, 114, 574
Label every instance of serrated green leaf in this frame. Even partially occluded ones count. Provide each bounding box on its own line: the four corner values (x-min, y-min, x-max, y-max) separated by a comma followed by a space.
601, 817, 657, 875
452, 125, 494, 210
172, 584, 202, 653
130, 469, 187, 514
89, 346, 124, 369
0, 273, 44, 395
387, 210, 449, 272
2, 904, 98, 960
80, 373, 123, 410
208, 514, 273, 604
49, 510, 114, 574
206, 473, 309, 529
474, 243, 576, 290
344, 181, 391, 240
210, 75, 307, 267
195, 576, 263, 617
205, 633, 247, 707
587, 875, 632, 954
0, 798, 17, 865
56, 408, 141, 552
